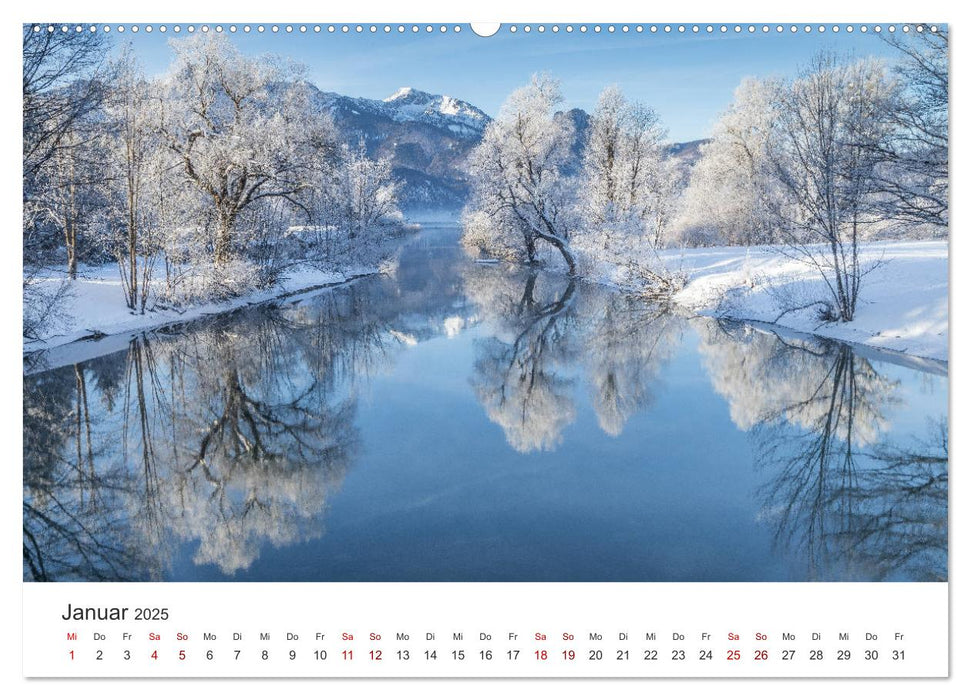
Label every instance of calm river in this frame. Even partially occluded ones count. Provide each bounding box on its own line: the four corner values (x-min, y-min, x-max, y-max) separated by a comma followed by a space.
23, 223, 948, 582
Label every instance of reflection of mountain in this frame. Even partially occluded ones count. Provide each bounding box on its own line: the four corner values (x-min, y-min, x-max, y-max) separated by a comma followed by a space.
696, 319, 947, 581
464, 264, 684, 451
384, 231, 479, 342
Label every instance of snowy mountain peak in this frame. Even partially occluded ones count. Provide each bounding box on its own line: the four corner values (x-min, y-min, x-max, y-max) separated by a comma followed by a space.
305, 84, 492, 207
384, 86, 427, 102
439, 96, 462, 115
379, 87, 489, 125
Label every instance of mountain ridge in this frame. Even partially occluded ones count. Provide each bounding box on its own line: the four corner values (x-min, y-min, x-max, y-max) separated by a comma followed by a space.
303, 84, 490, 209
305, 84, 704, 210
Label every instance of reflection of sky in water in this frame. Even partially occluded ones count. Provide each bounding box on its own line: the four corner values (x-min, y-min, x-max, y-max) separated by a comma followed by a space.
24, 226, 948, 583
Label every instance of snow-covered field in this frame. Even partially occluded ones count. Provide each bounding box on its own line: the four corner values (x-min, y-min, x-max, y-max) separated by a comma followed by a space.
665, 240, 948, 362
24, 262, 380, 354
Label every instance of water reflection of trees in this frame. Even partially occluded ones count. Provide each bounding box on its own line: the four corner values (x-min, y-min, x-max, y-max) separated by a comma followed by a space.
465, 265, 684, 451
697, 320, 947, 581
469, 270, 579, 452
25, 257, 948, 584
24, 363, 147, 581
23, 282, 409, 581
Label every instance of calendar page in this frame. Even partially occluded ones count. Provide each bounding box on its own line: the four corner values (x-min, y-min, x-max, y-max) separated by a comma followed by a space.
20, 15, 950, 687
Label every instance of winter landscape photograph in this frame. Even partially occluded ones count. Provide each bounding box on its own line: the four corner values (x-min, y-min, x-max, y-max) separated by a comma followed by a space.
23, 23, 947, 583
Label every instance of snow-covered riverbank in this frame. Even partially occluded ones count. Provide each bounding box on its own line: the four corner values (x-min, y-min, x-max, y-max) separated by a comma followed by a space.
25, 239, 948, 366
666, 240, 948, 362
23, 262, 381, 355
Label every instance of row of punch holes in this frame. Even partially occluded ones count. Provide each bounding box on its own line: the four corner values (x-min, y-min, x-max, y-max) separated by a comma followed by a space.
31, 23, 941, 36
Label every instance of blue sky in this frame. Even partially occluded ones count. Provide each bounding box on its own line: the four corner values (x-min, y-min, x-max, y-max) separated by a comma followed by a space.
116, 24, 905, 142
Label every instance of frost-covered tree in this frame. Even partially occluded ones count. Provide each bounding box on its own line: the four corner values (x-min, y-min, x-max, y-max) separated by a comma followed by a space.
102, 47, 165, 312
645, 157, 684, 250
459, 208, 522, 262
675, 78, 780, 247
464, 73, 578, 273
582, 86, 631, 226
580, 86, 670, 246
464, 78, 686, 294
22, 25, 110, 189
40, 125, 104, 279
23, 24, 112, 341
160, 34, 336, 266
327, 140, 402, 240
565, 86, 684, 295
22, 29, 416, 336
877, 26, 948, 229
768, 55, 898, 322
272, 139, 404, 269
